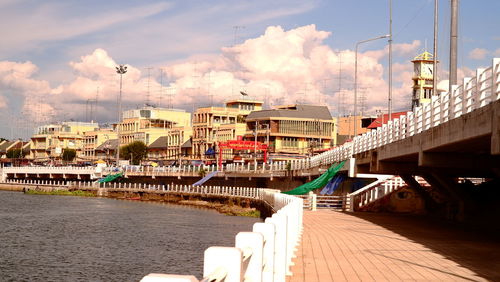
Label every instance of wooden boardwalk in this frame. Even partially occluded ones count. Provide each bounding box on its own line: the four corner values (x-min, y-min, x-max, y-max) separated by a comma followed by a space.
288, 210, 500, 281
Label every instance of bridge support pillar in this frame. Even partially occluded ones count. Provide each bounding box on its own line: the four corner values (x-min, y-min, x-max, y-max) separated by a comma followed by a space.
423, 173, 465, 221
492, 102, 500, 155
400, 174, 439, 212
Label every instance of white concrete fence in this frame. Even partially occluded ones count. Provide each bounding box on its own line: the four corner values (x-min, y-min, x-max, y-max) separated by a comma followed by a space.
141, 190, 303, 282
348, 175, 430, 211
2, 178, 266, 199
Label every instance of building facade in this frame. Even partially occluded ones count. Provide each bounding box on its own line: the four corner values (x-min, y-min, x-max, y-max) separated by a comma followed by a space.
82, 129, 117, 162
244, 104, 337, 160
117, 107, 191, 147
30, 122, 99, 162
192, 99, 263, 160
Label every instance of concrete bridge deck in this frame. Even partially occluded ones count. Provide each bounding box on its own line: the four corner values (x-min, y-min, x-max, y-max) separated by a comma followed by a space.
288, 210, 500, 281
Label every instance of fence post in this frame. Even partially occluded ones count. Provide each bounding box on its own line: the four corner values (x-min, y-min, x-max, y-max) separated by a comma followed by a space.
235, 232, 264, 282
204, 247, 243, 282
253, 222, 275, 282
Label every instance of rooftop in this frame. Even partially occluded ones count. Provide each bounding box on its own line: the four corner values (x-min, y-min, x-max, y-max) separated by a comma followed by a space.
246, 104, 333, 120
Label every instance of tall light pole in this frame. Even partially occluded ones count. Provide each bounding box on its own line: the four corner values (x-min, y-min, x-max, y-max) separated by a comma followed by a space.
432, 0, 439, 97
449, 0, 458, 93
388, 0, 393, 122
354, 34, 390, 137
115, 64, 127, 166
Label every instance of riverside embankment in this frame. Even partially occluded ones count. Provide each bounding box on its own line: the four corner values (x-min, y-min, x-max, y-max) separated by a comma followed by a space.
0, 182, 274, 218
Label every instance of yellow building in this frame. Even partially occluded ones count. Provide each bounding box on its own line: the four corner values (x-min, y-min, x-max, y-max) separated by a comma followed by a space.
147, 127, 193, 162
192, 99, 263, 159
82, 128, 117, 162
117, 107, 191, 146
412, 51, 437, 109
30, 122, 99, 162
244, 104, 337, 159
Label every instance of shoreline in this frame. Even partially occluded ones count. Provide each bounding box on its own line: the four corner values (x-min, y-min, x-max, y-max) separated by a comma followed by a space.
0, 184, 264, 218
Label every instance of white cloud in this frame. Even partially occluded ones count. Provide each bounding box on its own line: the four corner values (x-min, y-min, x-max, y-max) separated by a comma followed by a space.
1, 24, 432, 137
468, 48, 489, 60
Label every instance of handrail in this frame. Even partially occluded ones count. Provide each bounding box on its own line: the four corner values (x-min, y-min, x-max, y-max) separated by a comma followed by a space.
140, 190, 303, 282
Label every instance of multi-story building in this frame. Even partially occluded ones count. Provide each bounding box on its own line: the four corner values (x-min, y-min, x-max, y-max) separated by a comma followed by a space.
117, 107, 191, 147
244, 104, 337, 159
192, 99, 263, 159
30, 122, 99, 162
82, 128, 117, 162
147, 127, 192, 162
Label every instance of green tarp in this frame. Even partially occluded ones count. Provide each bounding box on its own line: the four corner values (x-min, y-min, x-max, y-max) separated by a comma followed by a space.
282, 161, 346, 195
97, 172, 123, 183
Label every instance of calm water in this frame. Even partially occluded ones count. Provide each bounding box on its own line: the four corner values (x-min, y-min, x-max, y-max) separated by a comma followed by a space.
0, 191, 261, 281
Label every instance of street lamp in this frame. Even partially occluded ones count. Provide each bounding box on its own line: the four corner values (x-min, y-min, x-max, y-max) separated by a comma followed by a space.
354, 34, 390, 137
115, 64, 127, 166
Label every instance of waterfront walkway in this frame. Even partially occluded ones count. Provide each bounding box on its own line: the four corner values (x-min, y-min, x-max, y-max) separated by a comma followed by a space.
288, 210, 500, 281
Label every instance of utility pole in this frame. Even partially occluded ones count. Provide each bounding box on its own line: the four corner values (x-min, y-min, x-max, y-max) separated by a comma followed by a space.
254, 121, 257, 171
388, 0, 393, 122
449, 0, 458, 93
433, 0, 439, 97
145, 67, 153, 106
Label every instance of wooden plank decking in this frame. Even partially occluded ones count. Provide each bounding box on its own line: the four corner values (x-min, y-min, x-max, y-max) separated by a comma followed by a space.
288, 210, 500, 281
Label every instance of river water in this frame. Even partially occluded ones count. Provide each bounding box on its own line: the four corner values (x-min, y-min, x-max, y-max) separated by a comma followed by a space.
0, 190, 261, 281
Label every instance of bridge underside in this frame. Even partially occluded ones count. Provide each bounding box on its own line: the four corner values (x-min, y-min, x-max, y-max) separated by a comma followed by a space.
354, 99, 500, 221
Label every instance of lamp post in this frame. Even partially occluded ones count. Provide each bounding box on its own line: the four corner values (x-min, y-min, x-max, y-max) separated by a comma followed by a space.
115, 64, 127, 166
354, 34, 390, 137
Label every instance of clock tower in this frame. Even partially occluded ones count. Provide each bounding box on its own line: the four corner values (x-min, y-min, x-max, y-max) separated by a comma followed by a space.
411, 51, 437, 109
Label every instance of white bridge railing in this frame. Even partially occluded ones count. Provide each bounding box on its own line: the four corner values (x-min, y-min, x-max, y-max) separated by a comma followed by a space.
307, 57, 500, 168
141, 191, 303, 282
348, 176, 430, 211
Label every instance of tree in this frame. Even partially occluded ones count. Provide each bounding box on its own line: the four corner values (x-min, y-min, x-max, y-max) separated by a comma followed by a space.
120, 141, 147, 165
62, 148, 76, 163
6, 148, 24, 159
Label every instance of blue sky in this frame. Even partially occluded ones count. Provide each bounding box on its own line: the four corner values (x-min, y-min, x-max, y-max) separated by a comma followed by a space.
0, 0, 499, 139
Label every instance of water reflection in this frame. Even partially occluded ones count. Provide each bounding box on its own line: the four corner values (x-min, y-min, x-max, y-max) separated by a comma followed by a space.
0, 191, 261, 281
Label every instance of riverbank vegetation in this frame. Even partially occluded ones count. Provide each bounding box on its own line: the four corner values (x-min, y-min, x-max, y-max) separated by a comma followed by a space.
25, 190, 95, 197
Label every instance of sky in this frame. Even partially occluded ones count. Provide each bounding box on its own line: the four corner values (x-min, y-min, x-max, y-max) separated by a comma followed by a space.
1, 0, 499, 140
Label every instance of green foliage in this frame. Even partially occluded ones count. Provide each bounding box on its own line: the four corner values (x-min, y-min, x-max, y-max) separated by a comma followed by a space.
6, 148, 24, 158
62, 148, 77, 162
120, 141, 147, 165
25, 189, 95, 197
198, 167, 207, 177
236, 209, 261, 218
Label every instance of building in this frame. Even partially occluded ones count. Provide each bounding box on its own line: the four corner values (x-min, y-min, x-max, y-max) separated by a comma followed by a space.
412, 51, 437, 109
192, 99, 263, 160
30, 122, 99, 162
366, 112, 408, 130
336, 115, 371, 144
94, 139, 118, 164
82, 128, 117, 162
244, 104, 337, 159
147, 128, 192, 163
117, 107, 191, 147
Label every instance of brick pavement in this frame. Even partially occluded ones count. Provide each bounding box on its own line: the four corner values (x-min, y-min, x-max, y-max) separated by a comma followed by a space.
288, 210, 500, 281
